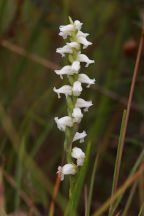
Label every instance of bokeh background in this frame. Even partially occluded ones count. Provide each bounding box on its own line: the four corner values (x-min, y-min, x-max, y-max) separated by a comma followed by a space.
0, 0, 144, 215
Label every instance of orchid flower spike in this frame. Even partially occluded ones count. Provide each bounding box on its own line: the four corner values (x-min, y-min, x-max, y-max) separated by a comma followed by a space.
54, 116, 73, 131
53, 85, 72, 98
75, 98, 93, 112
78, 73, 95, 88
73, 131, 87, 143
54, 17, 95, 177
77, 52, 95, 67
71, 147, 85, 166
57, 164, 77, 181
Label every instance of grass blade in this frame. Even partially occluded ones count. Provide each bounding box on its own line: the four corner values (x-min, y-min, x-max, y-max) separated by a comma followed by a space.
108, 109, 126, 215
86, 152, 99, 216
121, 180, 138, 216
92, 164, 144, 216
112, 148, 144, 213
138, 202, 144, 216
14, 137, 25, 210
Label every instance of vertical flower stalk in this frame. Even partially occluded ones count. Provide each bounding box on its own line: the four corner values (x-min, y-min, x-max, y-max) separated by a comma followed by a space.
54, 17, 95, 182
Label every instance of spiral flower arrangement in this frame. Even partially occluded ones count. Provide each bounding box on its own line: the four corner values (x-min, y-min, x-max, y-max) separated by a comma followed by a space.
54, 17, 95, 181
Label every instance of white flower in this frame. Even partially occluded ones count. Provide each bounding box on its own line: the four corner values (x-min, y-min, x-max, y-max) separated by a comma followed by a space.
53, 85, 72, 98
77, 53, 94, 67
72, 81, 82, 96
66, 42, 80, 50
57, 164, 76, 181
71, 147, 85, 166
54, 116, 73, 131
71, 61, 80, 72
56, 44, 73, 57
73, 131, 87, 143
59, 24, 74, 39
78, 74, 95, 88
76, 31, 92, 49
73, 20, 83, 31
54, 65, 72, 79
54, 61, 80, 79
59, 20, 83, 39
77, 30, 89, 38
72, 107, 83, 123
75, 98, 93, 112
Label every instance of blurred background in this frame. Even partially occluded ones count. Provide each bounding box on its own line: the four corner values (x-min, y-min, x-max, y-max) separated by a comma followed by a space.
0, 0, 144, 215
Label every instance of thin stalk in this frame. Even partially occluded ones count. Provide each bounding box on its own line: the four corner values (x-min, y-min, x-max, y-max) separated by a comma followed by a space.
122, 180, 138, 216
114, 27, 144, 194
138, 202, 144, 216
0, 169, 7, 216
92, 164, 144, 216
112, 149, 144, 213
15, 138, 25, 210
108, 110, 126, 215
86, 152, 99, 216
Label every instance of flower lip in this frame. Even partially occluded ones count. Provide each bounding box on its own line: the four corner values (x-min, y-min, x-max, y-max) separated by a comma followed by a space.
53, 85, 72, 98
57, 163, 76, 181
66, 42, 80, 50
77, 52, 95, 67
75, 98, 93, 112
56, 44, 73, 57
78, 73, 96, 88
54, 116, 73, 131
73, 131, 87, 143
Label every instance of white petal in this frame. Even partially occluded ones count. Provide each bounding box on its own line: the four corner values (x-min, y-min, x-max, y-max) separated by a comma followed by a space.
57, 166, 64, 181
59, 20, 83, 39
63, 164, 76, 175
77, 35, 92, 49
72, 108, 83, 123
59, 24, 74, 32
73, 131, 87, 143
72, 81, 82, 96
75, 98, 93, 112
56, 44, 73, 57
57, 164, 76, 181
53, 85, 72, 98
71, 147, 85, 166
77, 158, 84, 166
77, 53, 94, 67
54, 65, 72, 79
54, 116, 73, 131
66, 42, 80, 50
71, 147, 85, 159
78, 74, 95, 87
59, 24, 74, 39
71, 61, 80, 72
77, 30, 89, 38
74, 20, 83, 30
